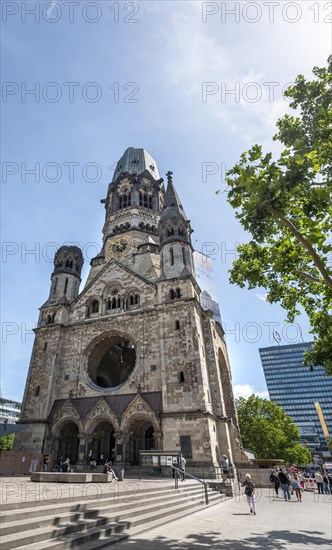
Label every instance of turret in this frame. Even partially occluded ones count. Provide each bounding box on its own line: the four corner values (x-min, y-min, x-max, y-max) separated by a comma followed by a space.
47, 246, 83, 305
159, 171, 195, 279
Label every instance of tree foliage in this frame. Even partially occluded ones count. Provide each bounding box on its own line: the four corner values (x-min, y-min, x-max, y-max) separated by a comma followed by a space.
236, 395, 312, 465
224, 57, 332, 374
0, 433, 14, 451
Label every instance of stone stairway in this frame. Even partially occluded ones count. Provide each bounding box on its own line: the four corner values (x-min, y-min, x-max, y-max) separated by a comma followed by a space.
0, 480, 226, 549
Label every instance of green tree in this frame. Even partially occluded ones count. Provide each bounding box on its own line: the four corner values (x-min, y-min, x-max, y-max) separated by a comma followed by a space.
327, 438, 332, 452
224, 57, 332, 374
236, 395, 312, 465
0, 433, 14, 451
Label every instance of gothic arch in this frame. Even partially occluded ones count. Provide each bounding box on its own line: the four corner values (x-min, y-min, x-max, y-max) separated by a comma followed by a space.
55, 421, 80, 464
52, 416, 82, 438
121, 410, 161, 466
120, 394, 160, 436
51, 403, 83, 437
102, 280, 124, 300
84, 402, 119, 437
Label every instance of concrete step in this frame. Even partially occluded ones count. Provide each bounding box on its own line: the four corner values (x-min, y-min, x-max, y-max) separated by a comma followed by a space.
14, 491, 223, 550
0, 482, 202, 524
0, 480, 199, 511
0, 485, 207, 537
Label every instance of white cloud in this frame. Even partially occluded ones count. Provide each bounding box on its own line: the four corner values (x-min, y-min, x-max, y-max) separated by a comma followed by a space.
233, 384, 269, 400
256, 293, 268, 302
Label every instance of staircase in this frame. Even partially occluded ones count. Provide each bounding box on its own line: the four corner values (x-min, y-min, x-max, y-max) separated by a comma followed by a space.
0, 480, 226, 549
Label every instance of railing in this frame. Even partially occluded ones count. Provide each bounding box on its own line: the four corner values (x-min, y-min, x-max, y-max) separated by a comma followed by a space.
185, 466, 236, 482
172, 465, 209, 505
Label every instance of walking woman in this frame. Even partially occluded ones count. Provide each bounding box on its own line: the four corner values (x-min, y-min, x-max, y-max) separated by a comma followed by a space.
291, 473, 303, 502
241, 473, 256, 515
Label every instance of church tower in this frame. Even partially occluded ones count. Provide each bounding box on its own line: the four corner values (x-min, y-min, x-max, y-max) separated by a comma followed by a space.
15, 148, 246, 470
159, 171, 195, 280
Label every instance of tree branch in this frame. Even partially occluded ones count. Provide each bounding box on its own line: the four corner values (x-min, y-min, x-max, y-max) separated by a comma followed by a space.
296, 270, 321, 284
269, 207, 332, 289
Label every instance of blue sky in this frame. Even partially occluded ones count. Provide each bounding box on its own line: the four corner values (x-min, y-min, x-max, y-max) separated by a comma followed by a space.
1, 1, 331, 402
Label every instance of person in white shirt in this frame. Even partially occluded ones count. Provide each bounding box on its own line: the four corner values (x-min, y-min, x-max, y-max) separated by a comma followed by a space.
179, 454, 186, 481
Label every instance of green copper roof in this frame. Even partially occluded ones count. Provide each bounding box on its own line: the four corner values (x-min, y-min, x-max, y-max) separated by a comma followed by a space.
112, 147, 160, 182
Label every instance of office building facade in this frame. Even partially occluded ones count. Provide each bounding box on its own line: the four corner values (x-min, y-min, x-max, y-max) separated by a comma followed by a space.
260, 342, 332, 457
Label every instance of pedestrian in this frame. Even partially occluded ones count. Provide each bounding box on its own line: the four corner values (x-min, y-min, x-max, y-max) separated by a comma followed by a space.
179, 453, 186, 481
328, 472, 332, 493
103, 461, 119, 481
56, 456, 63, 472
278, 468, 291, 501
241, 473, 256, 515
323, 471, 330, 494
291, 473, 303, 502
270, 470, 280, 497
315, 470, 324, 494
298, 471, 305, 490
61, 458, 70, 472
90, 455, 97, 471
221, 455, 229, 481
43, 454, 50, 472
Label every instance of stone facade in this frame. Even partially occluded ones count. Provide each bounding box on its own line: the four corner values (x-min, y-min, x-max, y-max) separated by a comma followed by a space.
15, 148, 247, 469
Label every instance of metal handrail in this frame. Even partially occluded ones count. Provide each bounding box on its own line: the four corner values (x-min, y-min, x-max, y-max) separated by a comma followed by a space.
172, 465, 209, 505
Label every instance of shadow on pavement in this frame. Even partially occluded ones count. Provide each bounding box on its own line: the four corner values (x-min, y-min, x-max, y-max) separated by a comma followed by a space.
117, 529, 329, 549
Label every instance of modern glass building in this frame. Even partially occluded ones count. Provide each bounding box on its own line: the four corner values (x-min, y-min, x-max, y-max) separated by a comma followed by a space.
0, 397, 21, 424
259, 342, 332, 457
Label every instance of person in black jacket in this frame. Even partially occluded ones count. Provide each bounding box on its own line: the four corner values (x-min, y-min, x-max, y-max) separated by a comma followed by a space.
278, 468, 291, 501
241, 473, 257, 515
270, 470, 280, 497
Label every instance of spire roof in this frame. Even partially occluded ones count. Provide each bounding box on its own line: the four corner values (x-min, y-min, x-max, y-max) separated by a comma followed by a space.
162, 173, 188, 221
112, 147, 160, 182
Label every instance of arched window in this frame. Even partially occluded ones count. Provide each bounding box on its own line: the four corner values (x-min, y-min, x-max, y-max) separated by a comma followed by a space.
128, 294, 140, 307
182, 247, 186, 265
176, 288, 181, 298
166, 226, 174, 238
175, 320, 180, 330
178, 225, 185, 237
91, 300, 99, 313
170, 248, 174, 266
139, 192, 152, 209
170, 289, 175, 300
119, 192, 131, 209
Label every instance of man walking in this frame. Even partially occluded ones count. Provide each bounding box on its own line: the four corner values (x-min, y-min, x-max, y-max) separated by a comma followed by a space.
315, 470, 324, 494
270, 470, 280, 497
278, 468, 291, 501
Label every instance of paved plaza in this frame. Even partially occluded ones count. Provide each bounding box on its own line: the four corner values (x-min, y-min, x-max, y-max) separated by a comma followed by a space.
0, 477, 331, 549
117, 488, 332, 550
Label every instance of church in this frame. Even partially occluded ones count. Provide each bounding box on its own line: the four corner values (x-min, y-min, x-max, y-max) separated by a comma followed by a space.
15, 147, 246, 469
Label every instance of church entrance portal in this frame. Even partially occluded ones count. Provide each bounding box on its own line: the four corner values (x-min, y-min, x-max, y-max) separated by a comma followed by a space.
128, 419, 155, 465
57, 422, 79, 464
90, 421, 115, 464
